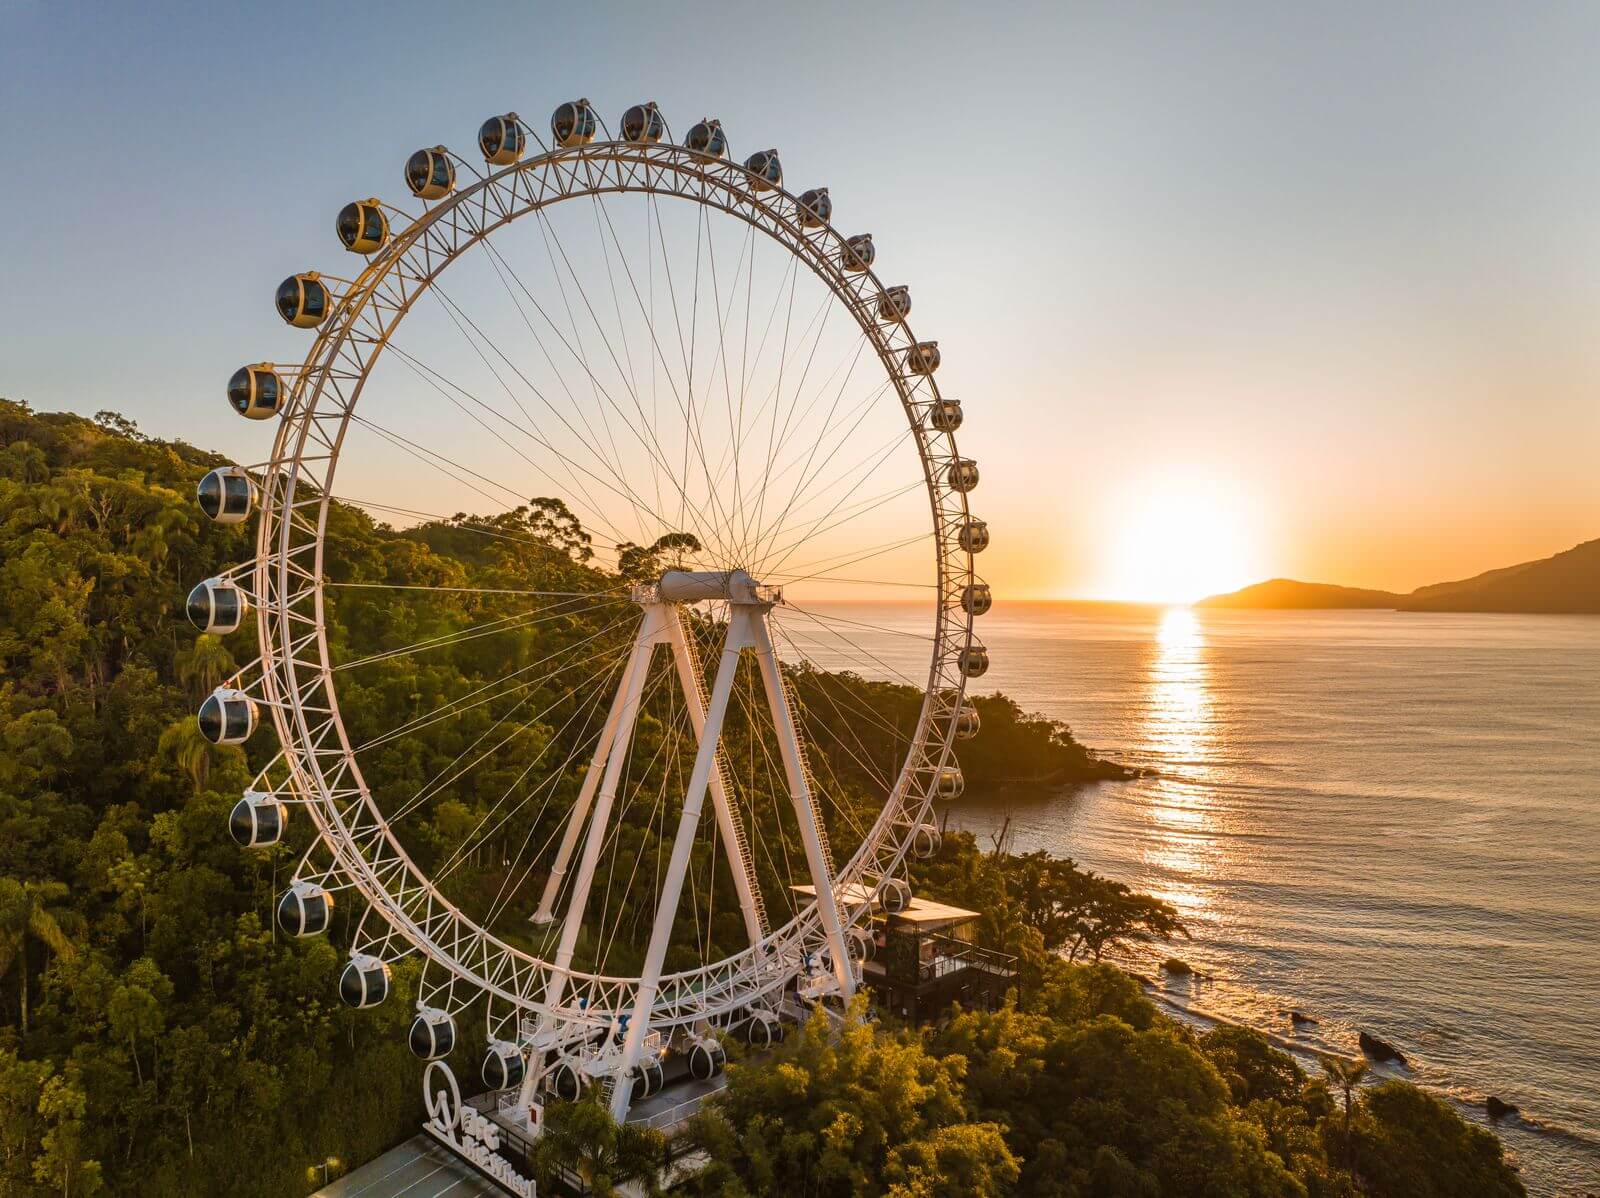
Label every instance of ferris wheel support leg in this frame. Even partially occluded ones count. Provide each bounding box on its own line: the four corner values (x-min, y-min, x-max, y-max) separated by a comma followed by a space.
752, 617, 857, 1002
540, 606, 664, 1019
531, 655, 634, 925
608, 607, 754, 1123
663, 605, 768, 953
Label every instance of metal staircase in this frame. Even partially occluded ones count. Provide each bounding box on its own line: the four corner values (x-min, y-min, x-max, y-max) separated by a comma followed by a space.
781, 672, 833, 873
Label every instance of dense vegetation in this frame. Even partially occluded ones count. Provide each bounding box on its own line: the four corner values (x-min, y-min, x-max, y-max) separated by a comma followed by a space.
0, 400, 1523, 1197
686, 836, 1525, 1198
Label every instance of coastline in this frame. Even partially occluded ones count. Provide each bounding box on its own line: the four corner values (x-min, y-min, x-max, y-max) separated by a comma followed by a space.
1107, 942, 1600, 1197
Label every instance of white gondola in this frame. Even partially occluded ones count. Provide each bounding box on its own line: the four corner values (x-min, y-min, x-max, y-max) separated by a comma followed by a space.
906, 341, 941, 375
336, 199, 389, 254
953, 702, 981, 740
960, 645, 990, 678
548, 1056, 584, 1100
197, 466, 254, 524
841, 233, 875, 272
227, 363, 284, 419
187, 577, 248, 634
962, 583, 992, 616
687, 1039, 726, 1081
928, 398, 962, 431
405, 147, 455, 200
482, 1041, 525, 1091
684, 117, 727, 159
620, 102, 665, 144
744, 148, 782, 191
478, 114, 525, 165
797, 187, 831, 228
947, 458, 979, 493
275, 274, 331, 329
409, 1007, 456, 1060
910, 822, 942, 859
740, 1008, 784, 1047
629, 1056, 666, 1099
198, 687, 256, 745
959, 518, 990, 554
878, 285, 911, 322
847, 924, 876, 962
229, 790, 286, 848
551, 99, 598, 148
936, 766, 964, 800
277, 881, 332, 937
879, 875, 912, 913
339, 953, 391, 1008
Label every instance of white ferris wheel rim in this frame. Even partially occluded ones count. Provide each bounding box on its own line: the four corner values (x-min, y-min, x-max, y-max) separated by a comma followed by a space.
250, 130, 980, 1031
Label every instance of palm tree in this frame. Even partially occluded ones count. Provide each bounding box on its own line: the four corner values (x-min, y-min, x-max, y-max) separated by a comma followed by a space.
0, 878, 76, 1035
158, 718, 213, 792
533, 1094, 666, 1198
1320, 1053, 1370, 1168
176, 634, 234, 699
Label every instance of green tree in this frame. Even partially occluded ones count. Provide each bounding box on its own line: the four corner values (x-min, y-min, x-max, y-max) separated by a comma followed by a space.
688, 1001, 1015, 1198
533, 1092, 666, 1197
33, 1073, 103, 1197
0, 878, 76, 1034
1349, 1082, 1523, 1198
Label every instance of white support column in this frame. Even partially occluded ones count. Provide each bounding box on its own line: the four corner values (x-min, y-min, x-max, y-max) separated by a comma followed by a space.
663, 604, 768, 952
751, 616, 856, 1001
540, 605, 664, 1018
608, 606, 754, 1122
531, 662, 631, 925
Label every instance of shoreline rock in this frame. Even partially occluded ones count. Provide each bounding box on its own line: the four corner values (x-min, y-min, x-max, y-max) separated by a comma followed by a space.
1359, 1030, 1409, 1067
1485, 1096, 1519, 1120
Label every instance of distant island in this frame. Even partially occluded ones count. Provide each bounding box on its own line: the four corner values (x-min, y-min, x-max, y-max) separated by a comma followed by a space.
1199, 537, 1600, 614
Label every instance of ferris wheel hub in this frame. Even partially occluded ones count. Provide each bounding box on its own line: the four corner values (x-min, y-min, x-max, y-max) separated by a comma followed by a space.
654, 568, 780, 606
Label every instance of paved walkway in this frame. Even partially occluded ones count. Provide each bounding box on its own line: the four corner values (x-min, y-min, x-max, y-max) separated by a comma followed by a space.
313, 1136, 507, 1198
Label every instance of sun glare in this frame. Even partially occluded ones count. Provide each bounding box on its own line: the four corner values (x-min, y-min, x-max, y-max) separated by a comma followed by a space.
1093, 479, 1263, 604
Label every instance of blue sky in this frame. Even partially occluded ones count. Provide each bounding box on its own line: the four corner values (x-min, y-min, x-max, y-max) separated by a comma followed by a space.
4, 0, 1598, 596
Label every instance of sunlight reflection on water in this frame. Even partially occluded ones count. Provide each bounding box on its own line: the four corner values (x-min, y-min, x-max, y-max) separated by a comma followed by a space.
1139, 608, 1218, 912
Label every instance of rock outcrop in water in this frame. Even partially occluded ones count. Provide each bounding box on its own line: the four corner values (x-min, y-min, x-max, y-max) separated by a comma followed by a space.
1485, 1095, 1519, 1120
1359, 1030, 1409, 1066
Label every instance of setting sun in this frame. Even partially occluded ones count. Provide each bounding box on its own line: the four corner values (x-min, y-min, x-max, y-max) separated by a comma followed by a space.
1093, 479, 1265, 604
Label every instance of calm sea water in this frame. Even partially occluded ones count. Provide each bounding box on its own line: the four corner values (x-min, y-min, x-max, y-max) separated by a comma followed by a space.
784, 601, 1600, 1196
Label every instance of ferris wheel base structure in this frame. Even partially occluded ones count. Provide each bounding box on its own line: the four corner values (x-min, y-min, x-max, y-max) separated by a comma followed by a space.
524, 570, 855, 1121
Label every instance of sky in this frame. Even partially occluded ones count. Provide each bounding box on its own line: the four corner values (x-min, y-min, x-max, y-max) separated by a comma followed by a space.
3, 0, 1598, 602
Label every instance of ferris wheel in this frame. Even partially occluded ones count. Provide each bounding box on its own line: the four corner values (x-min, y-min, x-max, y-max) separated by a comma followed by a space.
188, 99, 991, 1124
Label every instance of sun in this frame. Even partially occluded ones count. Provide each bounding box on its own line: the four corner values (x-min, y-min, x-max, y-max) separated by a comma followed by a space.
1092, 478, 1264, 604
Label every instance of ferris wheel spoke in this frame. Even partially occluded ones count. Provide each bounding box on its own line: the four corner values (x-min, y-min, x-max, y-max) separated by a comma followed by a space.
437, 659, 628, 888
390, 640, 630, 834
744, 376, 903, 570
740, 282, 850, 566
583, 192, 759, 565
759, 474, 926, 583
354, 613, 636, 753
533, 202, 741, 561
777, 605, 928, 692
331, 495, 628, 567
488, 216, 740, 564
332, 595, 626, 673
762, 531, 929, 585
382, 332, 640, 552
415, 289, 681, 556
349, 412, 529, 512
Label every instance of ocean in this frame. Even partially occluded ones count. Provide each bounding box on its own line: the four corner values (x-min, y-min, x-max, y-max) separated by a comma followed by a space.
782, 601, 1600, 1196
